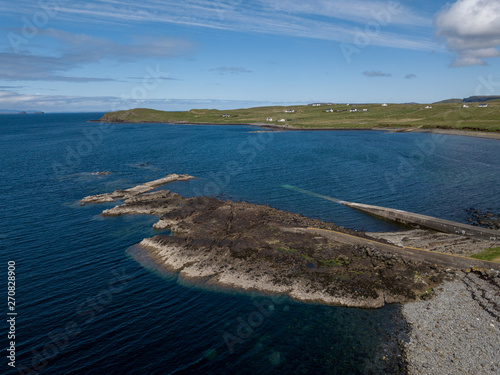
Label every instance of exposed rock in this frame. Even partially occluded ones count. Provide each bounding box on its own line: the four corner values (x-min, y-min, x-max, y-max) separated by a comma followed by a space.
80, 173, 195, 204
367, 229, 499, 257
83, 180, 449, 308
465, 208, 500, 230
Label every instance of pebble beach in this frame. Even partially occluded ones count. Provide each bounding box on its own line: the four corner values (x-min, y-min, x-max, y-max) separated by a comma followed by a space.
402, 272, 500, 374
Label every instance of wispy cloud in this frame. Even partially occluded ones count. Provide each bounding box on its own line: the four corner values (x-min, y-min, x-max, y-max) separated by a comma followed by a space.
266, 0, 431, 27
363, 70, 392, 78
210, 66, 253, 75
435, 0, 500, 66
127, 76, 180, 81
0, 51, 117, 82
5, 0, 438, 52
405, 74, 417, 79
0, 29, 193, 82
0, 89, 298, 112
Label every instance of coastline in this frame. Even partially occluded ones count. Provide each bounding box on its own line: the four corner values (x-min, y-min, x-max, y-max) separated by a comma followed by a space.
90, 118, 500, 141
137, 236, 388, 308
79, 175, 500, 308
82, 175, 500, 373
80, 177, 460, 308
402, 273, 500, 374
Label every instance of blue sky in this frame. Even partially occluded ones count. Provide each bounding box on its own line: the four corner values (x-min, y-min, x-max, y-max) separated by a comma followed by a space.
1, 0, 500, 112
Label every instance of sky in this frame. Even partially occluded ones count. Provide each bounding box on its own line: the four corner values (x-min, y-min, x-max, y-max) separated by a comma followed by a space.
1, 0, 500, 112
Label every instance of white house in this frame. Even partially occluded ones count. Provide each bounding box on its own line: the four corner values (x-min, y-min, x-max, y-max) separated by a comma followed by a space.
479, 103, 488, 108
278, 118, 286, 122
284, 109, 295, 113
382, 103, 388, 107
312, 103, 321, 107
350, 108, 358, 113
462, 104, 469, 108
326, 109, 334, 113
362, 109, 368, 112
424, 106, 432, 109
222, 114, 231, 117
266, 118, 273, 122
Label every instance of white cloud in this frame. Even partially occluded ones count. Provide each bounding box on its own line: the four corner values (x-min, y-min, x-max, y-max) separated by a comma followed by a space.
265, 0, 430, 27
0, 89, 299, 112
435, 0, 500, 66
363, 70, 391, 77
210, 66, 252, 75
5, 0, 438, 52
0, 30, 193, 82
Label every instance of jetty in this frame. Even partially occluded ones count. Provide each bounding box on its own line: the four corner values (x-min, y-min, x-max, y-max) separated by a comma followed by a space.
342, 201, 500, 241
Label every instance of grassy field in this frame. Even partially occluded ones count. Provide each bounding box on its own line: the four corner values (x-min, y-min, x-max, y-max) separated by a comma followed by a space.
100, 100, 500, 132
470, 247, 500, 262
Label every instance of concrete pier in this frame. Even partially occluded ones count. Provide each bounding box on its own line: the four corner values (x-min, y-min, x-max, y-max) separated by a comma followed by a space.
343, 201, 500, 241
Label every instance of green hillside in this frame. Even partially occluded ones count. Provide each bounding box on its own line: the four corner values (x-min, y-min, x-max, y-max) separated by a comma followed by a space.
99, 101, 500, 132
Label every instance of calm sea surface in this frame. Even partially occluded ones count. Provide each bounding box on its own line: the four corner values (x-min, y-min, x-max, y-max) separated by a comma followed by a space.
1, 113, 499, 374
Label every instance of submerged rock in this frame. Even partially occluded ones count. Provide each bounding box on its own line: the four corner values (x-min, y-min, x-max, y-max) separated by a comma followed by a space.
465, 208, 500, 230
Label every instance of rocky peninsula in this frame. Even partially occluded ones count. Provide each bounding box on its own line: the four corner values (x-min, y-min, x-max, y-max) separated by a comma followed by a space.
81, 174, 500, 373
80, 174, 487, 309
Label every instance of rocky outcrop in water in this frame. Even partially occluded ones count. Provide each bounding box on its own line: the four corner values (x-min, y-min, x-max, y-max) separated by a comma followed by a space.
80, 174, 194, 204
82, 178, 452, 308
466, 208, 500, 230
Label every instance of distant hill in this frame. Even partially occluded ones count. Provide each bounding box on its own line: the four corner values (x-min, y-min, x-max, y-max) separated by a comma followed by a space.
434, 96, 500, 104
462, 96, 500, 103
0, 110, 44, 114
434, 98, 462, 104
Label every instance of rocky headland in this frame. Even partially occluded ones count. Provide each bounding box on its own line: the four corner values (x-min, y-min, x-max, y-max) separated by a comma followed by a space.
80, 175, 479, 309
81, 175, 500, 373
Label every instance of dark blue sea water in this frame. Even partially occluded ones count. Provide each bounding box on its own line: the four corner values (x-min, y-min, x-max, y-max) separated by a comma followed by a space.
1, 113, 499, 374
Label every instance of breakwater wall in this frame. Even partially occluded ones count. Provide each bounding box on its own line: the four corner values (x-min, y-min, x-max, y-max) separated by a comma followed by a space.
343, 202, 500, 241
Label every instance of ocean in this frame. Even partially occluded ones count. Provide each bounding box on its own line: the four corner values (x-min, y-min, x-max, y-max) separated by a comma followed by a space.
1, 113, 499, 374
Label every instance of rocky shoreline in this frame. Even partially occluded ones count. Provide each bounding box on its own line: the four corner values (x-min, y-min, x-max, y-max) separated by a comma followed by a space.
402, 272, 500, 374
81, 175, 500, 373
81, 176, 462, 308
